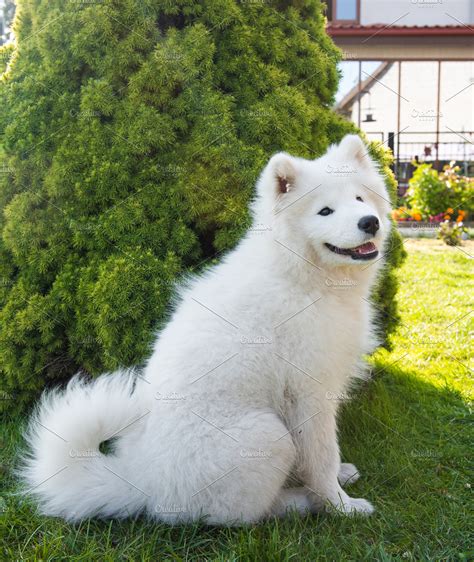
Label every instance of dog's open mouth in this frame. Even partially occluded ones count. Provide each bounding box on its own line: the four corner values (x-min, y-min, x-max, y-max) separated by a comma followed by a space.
325, 241, 378, 261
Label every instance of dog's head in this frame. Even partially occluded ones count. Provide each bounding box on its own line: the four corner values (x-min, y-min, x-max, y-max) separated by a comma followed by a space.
255, 135, 392, 269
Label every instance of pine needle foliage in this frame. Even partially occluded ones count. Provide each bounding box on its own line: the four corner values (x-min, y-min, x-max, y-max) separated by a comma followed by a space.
0, 0, 405, 411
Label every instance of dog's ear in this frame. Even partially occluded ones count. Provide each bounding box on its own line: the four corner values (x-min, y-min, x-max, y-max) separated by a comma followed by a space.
337, 135, 370, 167
265, 152, 297, 196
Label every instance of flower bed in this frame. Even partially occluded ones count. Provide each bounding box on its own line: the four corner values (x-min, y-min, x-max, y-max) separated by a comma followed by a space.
392, 162, 473, 237
393, 207, 469, 224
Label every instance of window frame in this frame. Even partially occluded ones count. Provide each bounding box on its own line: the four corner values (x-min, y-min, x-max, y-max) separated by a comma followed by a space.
331, 0, 360, 24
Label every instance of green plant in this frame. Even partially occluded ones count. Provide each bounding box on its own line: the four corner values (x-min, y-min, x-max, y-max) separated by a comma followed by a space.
437, 220, 466, 246
406, 162, 474, 219
0, 43, 13, 75
0, 0, 405, 411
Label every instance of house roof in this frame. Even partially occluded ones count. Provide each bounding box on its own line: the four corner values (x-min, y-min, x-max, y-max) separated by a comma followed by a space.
327, 24, 474, 37
335, 61, 393, 113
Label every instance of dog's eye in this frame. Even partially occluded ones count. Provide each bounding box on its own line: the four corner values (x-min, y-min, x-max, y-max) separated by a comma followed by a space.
356, 196, 363, 202
318, 207, 334, 216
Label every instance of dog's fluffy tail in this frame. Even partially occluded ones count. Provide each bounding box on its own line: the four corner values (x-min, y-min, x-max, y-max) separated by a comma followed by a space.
19, 372, 150, 521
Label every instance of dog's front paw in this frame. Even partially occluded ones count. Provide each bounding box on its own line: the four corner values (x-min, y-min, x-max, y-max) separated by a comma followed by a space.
326, 493, 374, 516
338, 463, 360, 486
343, 497, 374, 515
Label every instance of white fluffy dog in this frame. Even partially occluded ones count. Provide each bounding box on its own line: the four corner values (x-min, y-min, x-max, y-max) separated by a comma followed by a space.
21, 135, 391, 525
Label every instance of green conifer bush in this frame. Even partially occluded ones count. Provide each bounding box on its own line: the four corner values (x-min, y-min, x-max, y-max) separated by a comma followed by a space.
0, 0, 405, 411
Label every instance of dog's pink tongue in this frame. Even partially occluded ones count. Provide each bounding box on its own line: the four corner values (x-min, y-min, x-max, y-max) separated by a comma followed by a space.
355, 242, 376, 254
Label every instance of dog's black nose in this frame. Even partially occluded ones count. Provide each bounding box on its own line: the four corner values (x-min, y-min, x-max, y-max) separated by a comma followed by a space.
358, 215, 380, 236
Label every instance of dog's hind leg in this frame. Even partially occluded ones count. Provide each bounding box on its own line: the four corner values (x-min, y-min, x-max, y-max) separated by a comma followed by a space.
270, 487, 312, 517
183, 409, 298, 525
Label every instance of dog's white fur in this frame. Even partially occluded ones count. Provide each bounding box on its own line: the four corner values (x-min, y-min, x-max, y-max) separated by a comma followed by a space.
20, 135, 392, 524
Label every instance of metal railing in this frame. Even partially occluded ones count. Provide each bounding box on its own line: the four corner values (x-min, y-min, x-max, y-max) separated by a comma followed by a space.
384, 130, 474, 191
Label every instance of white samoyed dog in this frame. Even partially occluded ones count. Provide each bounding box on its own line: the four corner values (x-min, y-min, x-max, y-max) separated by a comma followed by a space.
20, 135, 392, 525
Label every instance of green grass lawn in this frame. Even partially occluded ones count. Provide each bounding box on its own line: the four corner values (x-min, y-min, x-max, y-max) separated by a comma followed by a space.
1, 239, 472, 561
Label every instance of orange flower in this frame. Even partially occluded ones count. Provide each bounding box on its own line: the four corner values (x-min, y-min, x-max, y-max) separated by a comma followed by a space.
446, 208, 454, 213
412, 213, 422, 221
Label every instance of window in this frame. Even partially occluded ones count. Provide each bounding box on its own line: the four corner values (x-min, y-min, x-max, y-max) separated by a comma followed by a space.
332, 0, 359, 23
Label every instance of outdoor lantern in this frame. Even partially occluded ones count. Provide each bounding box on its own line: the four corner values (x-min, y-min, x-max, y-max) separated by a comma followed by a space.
363, 113, 376, 122
362, 91, 376, 122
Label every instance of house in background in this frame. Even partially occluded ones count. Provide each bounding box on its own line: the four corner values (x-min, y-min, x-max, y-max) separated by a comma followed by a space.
336, 60, 473, 168
325, 0, 474, 189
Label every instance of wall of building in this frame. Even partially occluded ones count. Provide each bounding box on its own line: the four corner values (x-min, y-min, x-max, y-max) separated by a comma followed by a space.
361, 0, 473, 27
349, 60, 474, 161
